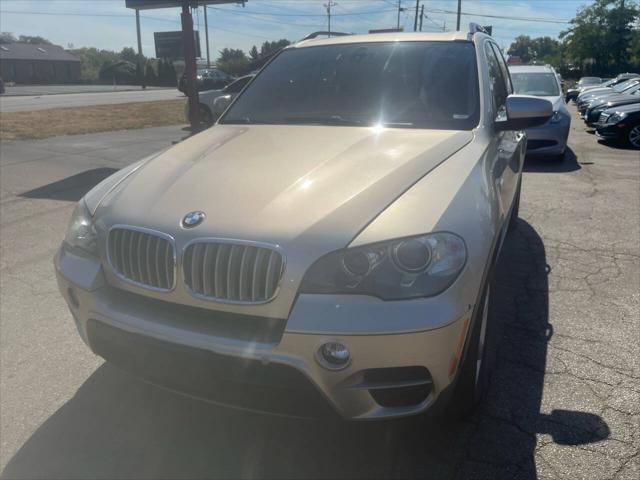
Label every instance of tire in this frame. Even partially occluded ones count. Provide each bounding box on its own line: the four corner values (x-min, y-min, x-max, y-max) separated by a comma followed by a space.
199, 105, 213, 126
508, 179, 521, 232
627, 123, 640, 149
448, 279, 496, 418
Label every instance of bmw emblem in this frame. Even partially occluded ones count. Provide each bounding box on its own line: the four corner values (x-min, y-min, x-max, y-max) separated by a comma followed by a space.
182, 211, 206, 228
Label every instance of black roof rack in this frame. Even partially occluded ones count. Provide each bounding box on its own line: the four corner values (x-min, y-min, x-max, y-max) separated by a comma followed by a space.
301, 31, 351, 41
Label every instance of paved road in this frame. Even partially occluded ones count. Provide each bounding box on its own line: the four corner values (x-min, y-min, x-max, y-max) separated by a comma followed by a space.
2, 85, 172, 97
1, 109, 638, 479
0, 88, 184, 113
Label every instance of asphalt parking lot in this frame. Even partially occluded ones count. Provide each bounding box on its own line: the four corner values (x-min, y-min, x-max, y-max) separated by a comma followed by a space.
0, 107, 638, 479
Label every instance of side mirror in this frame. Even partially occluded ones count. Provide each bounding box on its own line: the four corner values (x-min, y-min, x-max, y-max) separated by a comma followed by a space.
496, 95, 553, 131
212, 94, 233, 119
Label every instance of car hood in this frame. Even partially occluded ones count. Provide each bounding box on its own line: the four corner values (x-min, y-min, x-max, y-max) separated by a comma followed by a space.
578, 87, 611, 99
97, 124, 473, 251
594, 95, 640, 109
603, 102, 640, 114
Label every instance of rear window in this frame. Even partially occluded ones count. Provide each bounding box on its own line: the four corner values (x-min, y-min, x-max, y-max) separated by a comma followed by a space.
510, 72, 560, 96
220, 41, 479, 130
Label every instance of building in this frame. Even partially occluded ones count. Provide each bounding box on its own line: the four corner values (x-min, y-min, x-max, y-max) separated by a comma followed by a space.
0, 43, 81, 84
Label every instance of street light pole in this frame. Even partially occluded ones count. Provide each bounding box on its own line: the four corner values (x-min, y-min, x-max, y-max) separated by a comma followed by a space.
413, 0, 419, 32
135, 8, 145, 89
397, 0, 401, 29
456, 0, 462, 31
204, 5, 211, 68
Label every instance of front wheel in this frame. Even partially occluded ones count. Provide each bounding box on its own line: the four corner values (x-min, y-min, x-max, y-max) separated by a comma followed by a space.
627, 123, 640, 149
448, 280, 495, 418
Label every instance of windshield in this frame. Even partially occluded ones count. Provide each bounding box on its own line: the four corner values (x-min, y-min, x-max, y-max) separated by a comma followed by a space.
613, 79, 638, 92
220, 41, 479, 130
579, 77, 601, 86
510, 72, 560, 96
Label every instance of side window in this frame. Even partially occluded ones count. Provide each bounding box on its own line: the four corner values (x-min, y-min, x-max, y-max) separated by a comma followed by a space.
484, 42, 508, 121
490, 43, 512, 95
225, 76, 250, 93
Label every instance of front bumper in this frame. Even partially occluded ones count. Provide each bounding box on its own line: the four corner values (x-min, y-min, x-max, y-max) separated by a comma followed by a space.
55, 245, 472, 420
595, 123, 625, 142
524, 116, 571, 157
585, 108, 605, 127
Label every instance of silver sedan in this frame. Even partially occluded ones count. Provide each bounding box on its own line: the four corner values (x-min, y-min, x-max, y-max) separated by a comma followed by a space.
510, 65, 571, 160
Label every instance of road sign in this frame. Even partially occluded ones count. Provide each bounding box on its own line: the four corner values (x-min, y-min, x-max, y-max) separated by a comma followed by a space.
126, 0, 244, 9
154, 31, 201, 59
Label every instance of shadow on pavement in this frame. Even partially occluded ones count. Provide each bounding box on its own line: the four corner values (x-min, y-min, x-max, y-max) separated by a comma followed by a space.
18, 168, 119, 202
597, 138, 639, 152
1, 220, 609, 480
524, 147, 581, 173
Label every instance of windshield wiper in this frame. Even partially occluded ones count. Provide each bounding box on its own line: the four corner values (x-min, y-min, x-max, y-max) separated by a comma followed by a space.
283, 115, 363, 126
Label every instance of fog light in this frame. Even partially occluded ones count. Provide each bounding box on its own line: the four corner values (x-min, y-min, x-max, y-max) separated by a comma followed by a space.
319, 342, 350, 368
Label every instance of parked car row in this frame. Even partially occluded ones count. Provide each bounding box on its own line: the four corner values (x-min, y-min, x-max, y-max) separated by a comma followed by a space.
565, 73, 638, 103
572, 73, 640, 149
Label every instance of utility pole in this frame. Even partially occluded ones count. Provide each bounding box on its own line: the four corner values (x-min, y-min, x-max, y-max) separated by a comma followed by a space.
204, 5, 211, 68
419, 4, 424, 31
456, 0, 462, 31
324, 2, 337, 37
135, 9, 145, 90
396, 0, 401, 29
413, 0, 420, 31
181, 0, 199, 130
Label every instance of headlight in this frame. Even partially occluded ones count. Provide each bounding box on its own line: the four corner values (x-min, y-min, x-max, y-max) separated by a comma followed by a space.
64, 199, 97, 255
608, 112, 628, 123
550, 111, 562, 123
299, 232, 466, 300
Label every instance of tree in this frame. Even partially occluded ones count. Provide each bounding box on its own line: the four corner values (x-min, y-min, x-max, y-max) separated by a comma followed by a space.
71, 47, 120, 82
0, 32, 16, 44
532, 37, 563, 65
120, 47, 142, 64
216, 48, 249, 76
248, 45, 260, 61
561, 0, 640, 75
507, 35, 535, 63
259, 39, 291, 57
18, 35, 52, 45
99, 60, 135, 89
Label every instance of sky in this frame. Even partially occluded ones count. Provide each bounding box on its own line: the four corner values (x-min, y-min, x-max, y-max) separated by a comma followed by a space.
0, 0, 595, 58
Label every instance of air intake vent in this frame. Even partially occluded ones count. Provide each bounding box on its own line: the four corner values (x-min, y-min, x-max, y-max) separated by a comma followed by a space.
183, 241, 284, 303
107, 227, 175, 291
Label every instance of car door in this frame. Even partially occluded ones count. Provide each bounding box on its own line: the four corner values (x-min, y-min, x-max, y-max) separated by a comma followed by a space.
484, 41, 524, 224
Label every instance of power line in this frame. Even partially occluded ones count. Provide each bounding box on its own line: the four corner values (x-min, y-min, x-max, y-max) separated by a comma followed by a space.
210, 6, 396, 17
0, 9, 273, 39
425, 7, 571, 24
208, 6, 325, 27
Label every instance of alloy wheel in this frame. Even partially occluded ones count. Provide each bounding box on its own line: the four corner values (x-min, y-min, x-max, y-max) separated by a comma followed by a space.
629, 125, 640, 149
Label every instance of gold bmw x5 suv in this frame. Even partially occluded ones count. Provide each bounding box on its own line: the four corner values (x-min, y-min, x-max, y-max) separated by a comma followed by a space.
55, 26, 552, 420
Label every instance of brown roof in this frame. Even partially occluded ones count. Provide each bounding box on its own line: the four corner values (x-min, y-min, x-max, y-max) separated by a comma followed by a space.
0, 43, 80, 62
